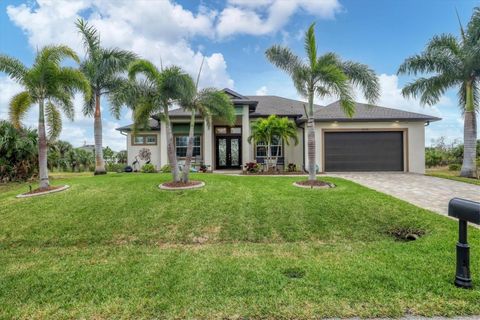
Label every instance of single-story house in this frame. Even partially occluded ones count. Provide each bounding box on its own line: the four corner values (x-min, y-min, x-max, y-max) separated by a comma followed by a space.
116, 88, 440, 173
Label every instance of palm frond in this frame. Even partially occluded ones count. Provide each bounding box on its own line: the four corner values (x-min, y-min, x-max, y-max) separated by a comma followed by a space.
45, 101, 62, 141
0, 55, 27, 83
305, 23, 318, 69
198, 89, 235, 126
341, 61, 380, 104
36, 45, 80, 66
76, 18, 101, 57
128, 59, 161, 84
99, 47, 137, 78
466, 7, 480, 45
426, 34, 461, 57
9, 91, 32, 128
402, 75, 458, 105
265, 45, 302, 76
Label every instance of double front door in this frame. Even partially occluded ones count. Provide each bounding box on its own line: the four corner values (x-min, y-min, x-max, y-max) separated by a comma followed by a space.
216, 136, 241, 169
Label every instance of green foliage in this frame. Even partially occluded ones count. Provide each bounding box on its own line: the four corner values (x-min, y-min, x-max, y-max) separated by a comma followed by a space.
0, 120, 37, 182
160, 164, 172, 173
448, 163, 461, 171
116, 150, 127, 164
103, 146, 116, 164
141, 163, 156, 173
265, 23, 379, 117
425, 148, 443, 168
106, 163, 126, 173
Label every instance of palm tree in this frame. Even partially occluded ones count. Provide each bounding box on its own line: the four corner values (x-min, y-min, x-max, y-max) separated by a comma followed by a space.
180, 60, 236, 183
273, 116, 299, 163
266, 23, 379, 181
398, 9, 480, 178
0, 46, 90, 189
124, 60, 194, 182
248, 115, 298, 171
76, 19, 137, 175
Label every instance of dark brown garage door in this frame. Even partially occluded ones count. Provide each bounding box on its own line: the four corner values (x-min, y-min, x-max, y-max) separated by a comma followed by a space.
324, 131, 404, 172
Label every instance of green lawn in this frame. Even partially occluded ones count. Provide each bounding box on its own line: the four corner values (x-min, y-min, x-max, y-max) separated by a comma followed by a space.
427, 167, 480, 186
0, 173, 479, 319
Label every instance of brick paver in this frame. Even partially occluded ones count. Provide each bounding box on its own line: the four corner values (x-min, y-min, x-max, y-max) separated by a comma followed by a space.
329, 173, 480, 216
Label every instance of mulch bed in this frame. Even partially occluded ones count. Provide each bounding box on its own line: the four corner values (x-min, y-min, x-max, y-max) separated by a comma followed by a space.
295, 180, 331, 187
242, 171, 305, 175
162, 181, 203, 188
24, 185, 64, 195
293, 180, 335, 189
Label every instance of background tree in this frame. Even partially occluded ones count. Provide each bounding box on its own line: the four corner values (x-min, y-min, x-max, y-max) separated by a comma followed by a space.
398, 8, 480, 178
0, 120, 38, 182
0, 46, 90, 189
180, 59, 235, 182
76, 19, 137, 175
121, 60, 193, 182
102, 146, 116, 165
266, 23, 379, 181
116, 150, 127, 164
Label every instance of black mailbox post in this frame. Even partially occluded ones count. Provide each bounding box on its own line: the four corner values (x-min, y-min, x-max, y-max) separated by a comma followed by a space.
448, 198, 480, 288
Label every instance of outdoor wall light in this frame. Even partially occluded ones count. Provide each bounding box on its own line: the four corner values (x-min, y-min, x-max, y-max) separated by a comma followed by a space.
448, 198, 480, 288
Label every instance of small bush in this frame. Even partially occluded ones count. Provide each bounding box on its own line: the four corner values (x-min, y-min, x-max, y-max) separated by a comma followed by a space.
106, 163, 126, 172
448, 163, 461, 171
244, 162, 260, 173
141, 163, 156, 173
425, 148, 442, 168
160, 164, 171, 173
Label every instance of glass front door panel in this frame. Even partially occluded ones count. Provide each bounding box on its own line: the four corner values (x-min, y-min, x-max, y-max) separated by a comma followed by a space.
230, 138, 239, 166
218, 138, 227, 166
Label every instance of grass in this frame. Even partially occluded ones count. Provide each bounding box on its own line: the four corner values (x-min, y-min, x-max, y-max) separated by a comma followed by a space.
0, 173, 479, 319
426, 167, 480, 186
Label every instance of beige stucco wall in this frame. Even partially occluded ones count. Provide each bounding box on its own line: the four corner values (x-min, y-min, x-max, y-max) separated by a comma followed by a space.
126, 131, 161, 170
303, 121, 426, 174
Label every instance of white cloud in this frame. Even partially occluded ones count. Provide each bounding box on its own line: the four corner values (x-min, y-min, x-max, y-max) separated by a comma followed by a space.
256, 86, 268, 95
216, 0, 342, 38
5, 0, 234, 150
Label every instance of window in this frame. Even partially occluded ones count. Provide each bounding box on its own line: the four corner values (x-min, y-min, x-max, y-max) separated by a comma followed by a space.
215, 127, 227, 134
132, 134, 157, 145
215, 127, 242, 135
255, 136, 282, 158
175, 135, 201, 157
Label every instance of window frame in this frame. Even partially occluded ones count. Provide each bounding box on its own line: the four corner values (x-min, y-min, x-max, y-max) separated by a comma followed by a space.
131, 134, 158, 146
255, 136, 283, 158
174, 135, 203, 159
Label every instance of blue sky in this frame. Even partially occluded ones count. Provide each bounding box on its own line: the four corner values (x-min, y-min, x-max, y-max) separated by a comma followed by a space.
0, 0, 478, 151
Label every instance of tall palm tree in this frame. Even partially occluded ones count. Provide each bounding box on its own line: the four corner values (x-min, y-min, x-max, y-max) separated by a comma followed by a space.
76, 19, 137, 175
398, 9, 480, 178
124, 60, 194, 182
180, 60, 236, 183
266, 23, 379, 181
0, 46, 90, 189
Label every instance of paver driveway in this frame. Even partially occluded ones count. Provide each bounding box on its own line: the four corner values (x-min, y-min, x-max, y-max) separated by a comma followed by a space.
329, 173, 480, 216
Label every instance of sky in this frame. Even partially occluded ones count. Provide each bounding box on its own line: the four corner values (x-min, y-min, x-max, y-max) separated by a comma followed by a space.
0, 0, 479, 151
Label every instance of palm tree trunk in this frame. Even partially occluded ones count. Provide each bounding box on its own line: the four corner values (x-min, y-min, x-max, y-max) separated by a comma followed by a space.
164, 113, 180, 182
307, 90, 316, 181
38, 99, 49, 189
182, 112, 196, 183
461, 82, 477, 177
94, 92, 106, 175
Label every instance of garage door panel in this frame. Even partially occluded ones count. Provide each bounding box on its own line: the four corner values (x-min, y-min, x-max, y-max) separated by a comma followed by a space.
324, 131, 403, 172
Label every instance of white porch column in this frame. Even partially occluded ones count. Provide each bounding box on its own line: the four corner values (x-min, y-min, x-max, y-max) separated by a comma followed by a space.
203, 118, 213, 169
242, 105, 251, 165
160, 120, 168, 167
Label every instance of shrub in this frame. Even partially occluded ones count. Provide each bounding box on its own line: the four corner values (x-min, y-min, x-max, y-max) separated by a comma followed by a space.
106, 163, 126, 172
448, 163, 461, 171
425, 148, 442, 168
0, 121, 38, 182
141, 163, 156, 173
287, 163, 297, 172
244, 162, 260, 173
160, 164, 171, 173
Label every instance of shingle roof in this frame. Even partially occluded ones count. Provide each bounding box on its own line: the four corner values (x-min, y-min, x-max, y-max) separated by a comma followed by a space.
312, 101, 441, 122
116, 119, 160, 131
246, 95, 320, 118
